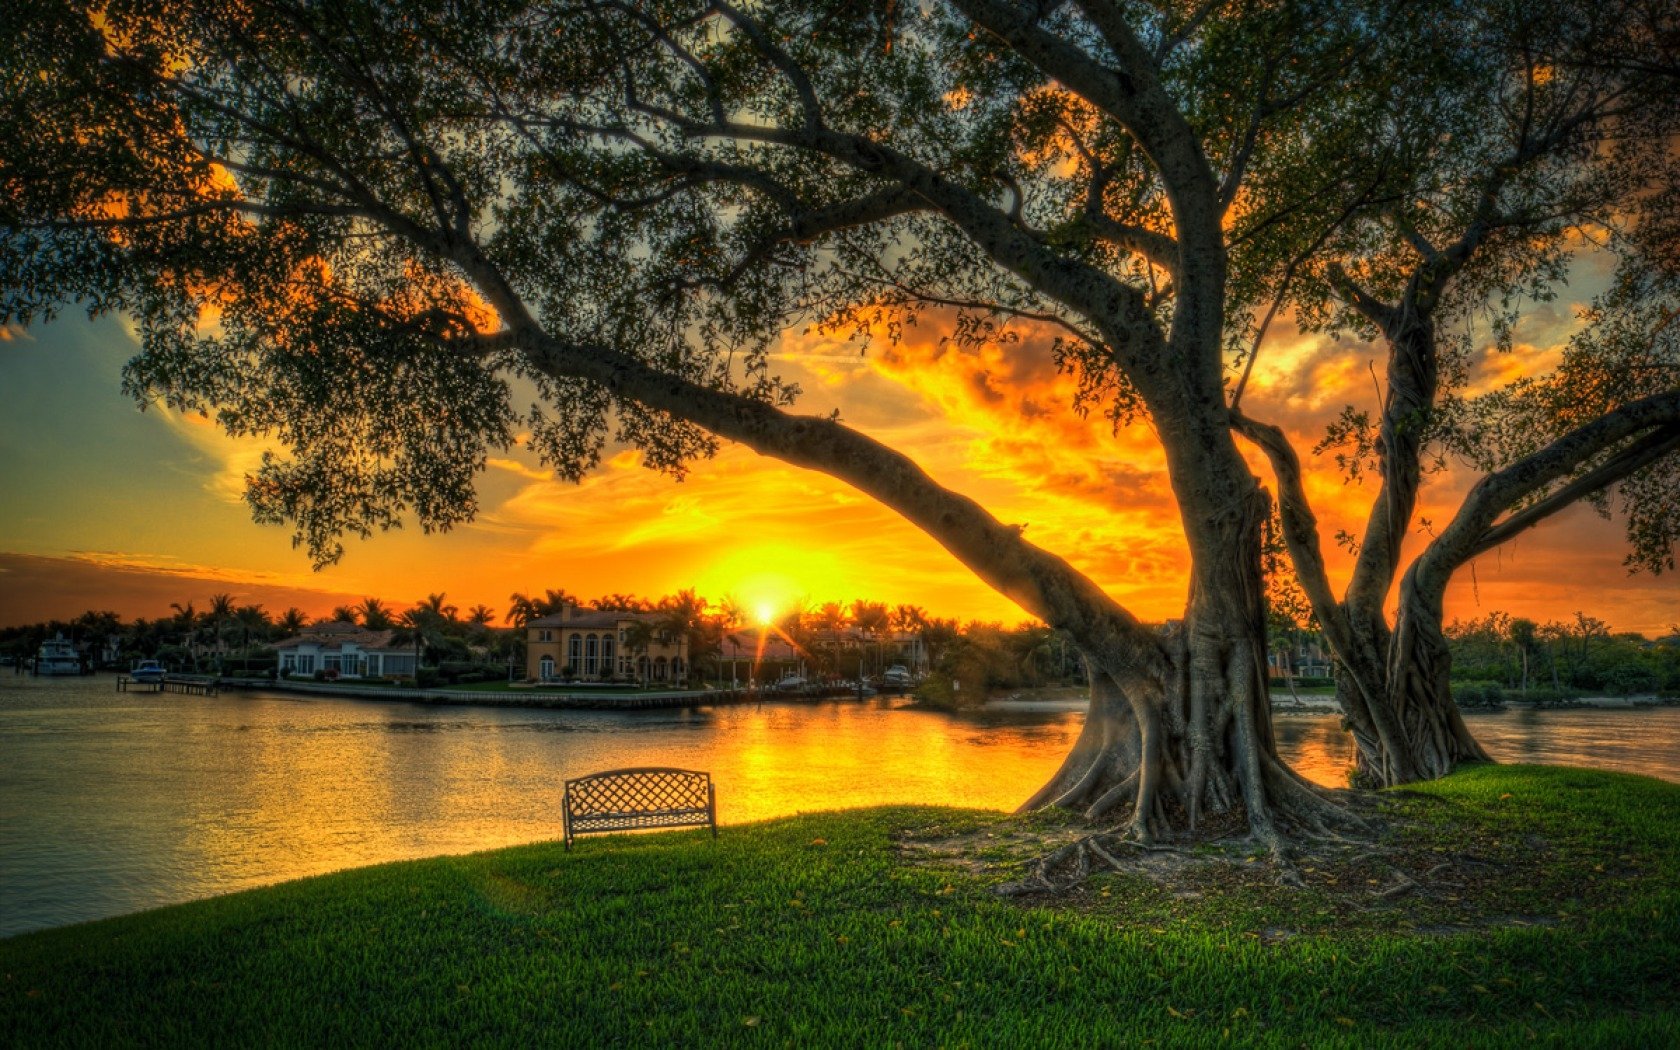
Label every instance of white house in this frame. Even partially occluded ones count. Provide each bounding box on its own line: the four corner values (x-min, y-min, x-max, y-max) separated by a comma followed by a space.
274, 622, 418, 679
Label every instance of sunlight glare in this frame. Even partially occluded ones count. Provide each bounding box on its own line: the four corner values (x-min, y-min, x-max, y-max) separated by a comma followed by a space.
696, 543, 854, 626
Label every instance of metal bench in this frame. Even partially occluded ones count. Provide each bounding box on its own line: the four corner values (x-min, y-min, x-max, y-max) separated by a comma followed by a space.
562, 767, 717, 849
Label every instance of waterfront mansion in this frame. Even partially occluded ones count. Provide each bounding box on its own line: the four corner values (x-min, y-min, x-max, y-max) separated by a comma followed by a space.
525, 606, 690, 684
274, 622, 418, 679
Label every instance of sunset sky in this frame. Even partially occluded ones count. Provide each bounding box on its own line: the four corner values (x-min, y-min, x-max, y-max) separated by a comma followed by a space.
2, 270, 1676, 634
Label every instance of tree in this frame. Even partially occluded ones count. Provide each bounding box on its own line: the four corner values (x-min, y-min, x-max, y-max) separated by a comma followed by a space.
465, 604, 497, 627
4, 0, 1466, 846
233, 604, 271, 652
1508, 618, 1537, 696
394, 607, 439, 671
357, 597, 394, 630
1230, 0, 1680, 785
278, 607, 309, 635
508, 589, 577, 627
656, 589, 720, 684
203, 592, 237, 666
590, 593, 652, 613
168, 601, 200, 670
418, 593, 458, 623
74, 609, 124, 668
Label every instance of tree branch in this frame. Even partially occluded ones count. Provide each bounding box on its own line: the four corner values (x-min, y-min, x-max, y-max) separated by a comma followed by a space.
1412, 390, 1680, 599
516, 329, 1174, 692
1228, 409, 1350, 651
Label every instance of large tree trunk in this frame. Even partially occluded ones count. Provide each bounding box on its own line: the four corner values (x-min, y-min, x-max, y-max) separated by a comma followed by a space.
1019, 480, 1349, 850
1333, 608, 1489, 788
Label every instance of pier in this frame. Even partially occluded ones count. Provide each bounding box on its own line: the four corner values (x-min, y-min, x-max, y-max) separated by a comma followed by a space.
117, 675, 219, 697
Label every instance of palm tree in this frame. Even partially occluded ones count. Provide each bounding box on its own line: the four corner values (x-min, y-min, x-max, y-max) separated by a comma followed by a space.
590, 593, 650, 612
657, 589, 718, 685
357, 597, 393, 630
233, 605, 270, 653
509, 588, 578, 628
395, 608, 438, 673
506, 592, 539, 628
892, 604, 929, 672
278, 607, 308, 635
169, 600, 199, 670
329, 605, 358, 624
464, 604, 498, 648
850, 600, 890, 677
206, 593, 237, 667
814, 601, 849, 633
419, 592, 458, 622
717, 596, 749, 630
74, 609, 123, 669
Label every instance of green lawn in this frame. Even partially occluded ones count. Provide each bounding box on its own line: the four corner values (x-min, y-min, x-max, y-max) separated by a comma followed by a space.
3, 766, 1676, 1046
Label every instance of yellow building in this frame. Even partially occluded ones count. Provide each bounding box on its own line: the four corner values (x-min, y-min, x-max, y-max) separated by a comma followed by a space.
525, 606, 690, 685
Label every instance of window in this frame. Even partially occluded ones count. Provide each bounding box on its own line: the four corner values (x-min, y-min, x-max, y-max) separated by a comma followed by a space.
585, 634, 599, 676
538, 628, 553, 642
569, 635, 582, 669
297, 654, 316, 674
384, 654, 416, 676
324, 655, 342, 672
601, 638, 614, 671
540, 655, 555, 680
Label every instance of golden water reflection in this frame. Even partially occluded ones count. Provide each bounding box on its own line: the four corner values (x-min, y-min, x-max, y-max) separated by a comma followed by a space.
3, 676, 1677, 937
0, 678, 1080, 935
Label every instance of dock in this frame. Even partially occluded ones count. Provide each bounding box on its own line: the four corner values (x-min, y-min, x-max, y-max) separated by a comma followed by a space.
116, 674, 219, 696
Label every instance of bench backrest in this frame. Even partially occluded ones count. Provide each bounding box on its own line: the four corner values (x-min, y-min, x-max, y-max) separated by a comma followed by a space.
563, 767, 716, 847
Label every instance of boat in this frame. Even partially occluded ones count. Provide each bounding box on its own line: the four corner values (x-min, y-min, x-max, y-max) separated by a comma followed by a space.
130, 660, 166, 683
881, 665, 913, 688
34, 634, 82, 676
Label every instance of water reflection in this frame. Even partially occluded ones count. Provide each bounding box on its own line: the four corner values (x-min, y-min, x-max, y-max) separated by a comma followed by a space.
0, 677, 1079, 936
3, 675, 1676, 937
1273, 705, 1680, 787
1273, 713, 1360, 787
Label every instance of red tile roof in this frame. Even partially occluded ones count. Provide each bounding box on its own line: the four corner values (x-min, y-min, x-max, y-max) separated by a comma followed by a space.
273, 626, 404, 652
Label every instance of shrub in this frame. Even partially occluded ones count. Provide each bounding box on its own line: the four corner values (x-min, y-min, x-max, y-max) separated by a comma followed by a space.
1453, 681, 1504, 706
415, 667, 442, 689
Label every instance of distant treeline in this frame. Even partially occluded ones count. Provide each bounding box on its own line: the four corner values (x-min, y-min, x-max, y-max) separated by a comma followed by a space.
1444, 612, 1680, 702
3, 595, 1674, 704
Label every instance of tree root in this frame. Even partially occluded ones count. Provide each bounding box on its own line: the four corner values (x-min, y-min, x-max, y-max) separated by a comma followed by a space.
993, 833, 1192, 896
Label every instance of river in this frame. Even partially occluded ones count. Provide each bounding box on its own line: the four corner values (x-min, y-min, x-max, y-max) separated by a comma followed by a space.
3, 674, 1677, 937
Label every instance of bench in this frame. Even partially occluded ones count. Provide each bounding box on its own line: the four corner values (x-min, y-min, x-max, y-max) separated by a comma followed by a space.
562, 767, 717, 849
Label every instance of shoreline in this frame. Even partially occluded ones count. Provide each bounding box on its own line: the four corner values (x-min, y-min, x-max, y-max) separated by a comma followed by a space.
210, 676, 893, 711
980, 684, 1679, 715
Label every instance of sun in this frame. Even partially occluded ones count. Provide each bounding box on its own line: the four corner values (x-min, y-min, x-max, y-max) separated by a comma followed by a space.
694, 543, 852, 626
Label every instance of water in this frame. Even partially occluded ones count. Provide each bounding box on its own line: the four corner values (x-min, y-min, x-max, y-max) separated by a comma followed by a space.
2, 675, 1676, 937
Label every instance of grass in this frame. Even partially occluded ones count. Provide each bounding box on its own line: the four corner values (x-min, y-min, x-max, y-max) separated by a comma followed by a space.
3, 766, 1677, 1046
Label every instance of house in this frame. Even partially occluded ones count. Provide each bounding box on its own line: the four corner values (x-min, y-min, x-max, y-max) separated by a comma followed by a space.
274, 622, 418, 679
717, 630, 802, 686
526, 606, 690, 684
